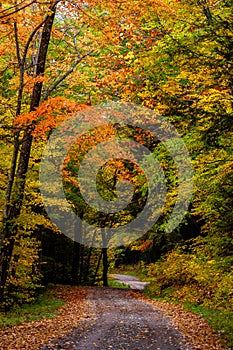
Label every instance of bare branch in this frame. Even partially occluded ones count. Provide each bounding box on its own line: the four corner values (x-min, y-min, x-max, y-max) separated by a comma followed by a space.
0, 0, 37, 19
42, 50, 94, 100
13, 22, 21, 65
22, 16, 48, 66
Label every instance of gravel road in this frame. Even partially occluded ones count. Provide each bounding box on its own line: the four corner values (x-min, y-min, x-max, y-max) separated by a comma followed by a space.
113, 273, 149, 290
41, 287, 191, 350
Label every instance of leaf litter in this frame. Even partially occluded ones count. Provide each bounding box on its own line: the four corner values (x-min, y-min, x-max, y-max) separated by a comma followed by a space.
0, 286, 225, 350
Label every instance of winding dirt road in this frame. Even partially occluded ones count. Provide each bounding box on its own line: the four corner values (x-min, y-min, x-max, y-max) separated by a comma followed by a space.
0, 283, 224, 350
41, 287, 191, 350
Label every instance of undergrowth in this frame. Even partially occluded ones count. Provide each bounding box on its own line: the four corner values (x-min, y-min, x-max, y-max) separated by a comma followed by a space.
143, 235, 233, 348
0, 288, 65, 328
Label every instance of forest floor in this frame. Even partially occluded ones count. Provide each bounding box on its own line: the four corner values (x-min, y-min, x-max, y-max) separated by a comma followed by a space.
0, 284, 225, 350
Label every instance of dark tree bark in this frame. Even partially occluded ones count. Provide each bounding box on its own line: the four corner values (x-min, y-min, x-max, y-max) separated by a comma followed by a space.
102, 247, 108, 287
71, 241, 81, 284
84, 246, 92, 284
84, 230, 96, 284
197, 0, 213, 25
101, 228, 108, 287
79, 244, 85, 284
71, 216, 83, 284
92, 250, 103, 285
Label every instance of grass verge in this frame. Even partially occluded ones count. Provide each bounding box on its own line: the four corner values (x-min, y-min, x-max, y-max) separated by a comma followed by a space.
183, 302, 233, 349
0, 288, 65, 328
108, 275, 130, 289
108, 280, 130, 289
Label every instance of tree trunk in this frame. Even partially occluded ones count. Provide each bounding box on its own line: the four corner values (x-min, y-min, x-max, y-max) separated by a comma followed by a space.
84, 230, 97, 284
71, 241, 81, 284
92, 250, 102, 285
101, 228, 108, 287
102, 247, 108, 287
71, 217, 82, 284
79, 244, 85, 284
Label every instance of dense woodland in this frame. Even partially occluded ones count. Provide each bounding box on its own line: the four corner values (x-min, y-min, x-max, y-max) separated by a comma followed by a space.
0, 0, 232, 325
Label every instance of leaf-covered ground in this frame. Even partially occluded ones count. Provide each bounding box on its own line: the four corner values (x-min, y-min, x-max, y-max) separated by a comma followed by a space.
0, 287, 90, 350
0, 286, 225, 350
131, 292, 224, 350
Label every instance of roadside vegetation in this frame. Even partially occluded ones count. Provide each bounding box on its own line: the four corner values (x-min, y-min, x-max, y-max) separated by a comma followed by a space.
113, 257, 232, 348
0, 288, 65, 328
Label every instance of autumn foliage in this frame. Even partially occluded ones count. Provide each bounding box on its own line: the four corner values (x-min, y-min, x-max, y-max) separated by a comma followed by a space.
0, 1, 232, 346
14, 97, 87, 137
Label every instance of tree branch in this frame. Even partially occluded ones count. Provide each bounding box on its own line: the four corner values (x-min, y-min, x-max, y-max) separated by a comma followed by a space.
0, 0, 36, 19
42, 50, 94, 100
22, 16, 48, 67
13, 22, 21, 65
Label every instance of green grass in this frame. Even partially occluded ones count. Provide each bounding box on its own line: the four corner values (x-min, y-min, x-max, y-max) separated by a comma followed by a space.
183, 303, 233, 349
108, 275, 130, 289
0, 290, 65, 329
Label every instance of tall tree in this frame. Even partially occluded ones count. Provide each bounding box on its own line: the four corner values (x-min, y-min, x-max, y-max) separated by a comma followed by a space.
0, 0, 94, 303
0, 0, 58, 303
